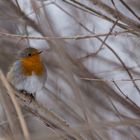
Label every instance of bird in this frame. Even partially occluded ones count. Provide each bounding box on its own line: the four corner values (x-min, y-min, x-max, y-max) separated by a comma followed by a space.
7, 47, 47, 97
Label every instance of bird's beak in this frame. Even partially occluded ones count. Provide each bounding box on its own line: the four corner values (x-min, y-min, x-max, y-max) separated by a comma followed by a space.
38, 51, 43, 55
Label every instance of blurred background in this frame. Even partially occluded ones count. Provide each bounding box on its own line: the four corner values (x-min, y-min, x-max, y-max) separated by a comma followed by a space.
0, 0, 140, 139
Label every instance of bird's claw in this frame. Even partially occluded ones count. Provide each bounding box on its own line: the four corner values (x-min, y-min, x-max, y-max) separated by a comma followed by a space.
20, 90, 35, 103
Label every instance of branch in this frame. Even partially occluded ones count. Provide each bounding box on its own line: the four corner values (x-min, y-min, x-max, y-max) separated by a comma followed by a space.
89, 0, 140, 31
0, 70, 30, 140
80, 77, 140, 82
119, 0, 140, 21
0, 70, 84, 140
0, 30, 137, 41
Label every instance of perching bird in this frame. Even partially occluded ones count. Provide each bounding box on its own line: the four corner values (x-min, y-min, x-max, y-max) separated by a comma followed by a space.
7, 47, 47, 97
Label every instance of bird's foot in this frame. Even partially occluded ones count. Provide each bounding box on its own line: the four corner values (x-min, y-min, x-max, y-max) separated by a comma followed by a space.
28, 93, 35, 103
19, 90, 35, 103
20, 89, 27, 94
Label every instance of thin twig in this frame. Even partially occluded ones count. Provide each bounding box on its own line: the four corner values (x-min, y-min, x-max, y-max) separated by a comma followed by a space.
0, 70, 30, 140
113, 81, 140, 110
80, 77, 140, 82
0, 70, 84, 140
62, 0, 130, 31
93, 19, 119, 56
89, 0, 140, 31
0, 30, 136, 40
119, 0, 140, 21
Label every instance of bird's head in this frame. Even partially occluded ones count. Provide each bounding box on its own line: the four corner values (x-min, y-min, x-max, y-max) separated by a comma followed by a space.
18, 47, 42, 59
18, 47, 44, 76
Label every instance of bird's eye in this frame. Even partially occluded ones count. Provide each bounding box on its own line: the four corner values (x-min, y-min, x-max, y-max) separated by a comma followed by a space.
28, 53, 32, 56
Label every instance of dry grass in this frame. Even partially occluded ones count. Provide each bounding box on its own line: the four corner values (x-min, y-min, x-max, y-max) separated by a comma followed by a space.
0, 0, 140, 139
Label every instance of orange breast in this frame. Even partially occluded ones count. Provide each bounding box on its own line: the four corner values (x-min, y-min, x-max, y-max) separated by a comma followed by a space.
21, 55, 44, 76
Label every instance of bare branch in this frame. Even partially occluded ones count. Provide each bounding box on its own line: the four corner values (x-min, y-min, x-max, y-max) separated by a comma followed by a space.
0, 70, 30, 140
0, 70, 84, 140
0, 30, 137, 41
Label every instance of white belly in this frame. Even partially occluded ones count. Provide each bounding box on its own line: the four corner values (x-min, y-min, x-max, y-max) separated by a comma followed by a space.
7, 61, 47, 94
16, 74, 44, 94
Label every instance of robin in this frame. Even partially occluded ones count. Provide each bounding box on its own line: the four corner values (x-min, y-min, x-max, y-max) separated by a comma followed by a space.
7, 47, 47, 97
